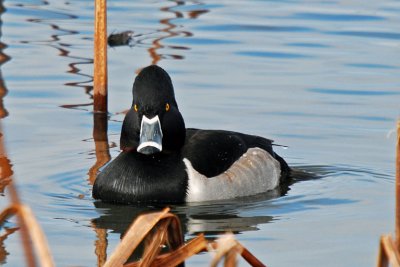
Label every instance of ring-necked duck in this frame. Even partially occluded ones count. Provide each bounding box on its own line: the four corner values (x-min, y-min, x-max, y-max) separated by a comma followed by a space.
92, 65, 290, 203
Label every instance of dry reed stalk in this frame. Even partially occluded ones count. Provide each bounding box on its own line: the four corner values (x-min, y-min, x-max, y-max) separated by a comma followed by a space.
0, 122, 36, 267
139, 218, 171, 267
0, 204, 54, 267
149, 234, 207, 267
377, 235, 389, 267
210, 233, 240, 267
104, 207, 173, 267
124, 228, 266, 267
396, 120, 400, 250
236, 243, 266, 267
206, 238, 266, 267
18, 205, 54, 267
124, 234, 207, 267
377, 120, 400, 267
224, 249, 237, 267
377, 235, 400, 267
93, 0, 108, 113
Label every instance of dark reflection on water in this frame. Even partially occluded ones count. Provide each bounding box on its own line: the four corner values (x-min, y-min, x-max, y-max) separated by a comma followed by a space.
0, 1, 9, 119
0, 146, 12, 195
146, 1, 193, 65
0, 0, 11, 196
0, 1, 15, 264
88, 113, 111, 185
60, 47, 94, 110
16, 2, 94, 110
56, 35, 94, 109
112, 0, 211, 66
0, 114, 13, 263
91, 192, 279, 237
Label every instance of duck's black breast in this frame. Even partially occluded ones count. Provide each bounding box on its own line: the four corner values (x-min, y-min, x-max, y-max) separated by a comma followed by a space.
92, 151, 188, 204
182, 128, 278, 178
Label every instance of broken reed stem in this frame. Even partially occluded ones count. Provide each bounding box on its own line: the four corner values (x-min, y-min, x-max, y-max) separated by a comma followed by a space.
19, 205, 54, 267
93, 0, 108, 113
378, 235, 400, 267
149, 234, 207, 267
123, 232, 266, 267
0, 204, 54, 267
396, 120, 400, 251
238, 244, 266, 267
0, 122, 36, 267
104, 208, 171, 267
207, 240, 266, 267
377, 236, 389, 267
124, 234, 207, 267
224, 249, 237, 267
102, 207, 268, 267
139, 218, 171, 267
210, 234, 238, 267
377, 120, 400, 267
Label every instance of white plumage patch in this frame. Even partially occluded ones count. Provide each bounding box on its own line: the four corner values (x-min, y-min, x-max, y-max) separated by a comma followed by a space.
184, 147, 281, 202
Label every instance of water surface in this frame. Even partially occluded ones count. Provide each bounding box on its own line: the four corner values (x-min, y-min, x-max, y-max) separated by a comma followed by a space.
0, 0, 399, 266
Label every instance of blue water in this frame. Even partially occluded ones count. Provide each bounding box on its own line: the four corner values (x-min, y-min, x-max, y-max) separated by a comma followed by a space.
0, 0, 399, 266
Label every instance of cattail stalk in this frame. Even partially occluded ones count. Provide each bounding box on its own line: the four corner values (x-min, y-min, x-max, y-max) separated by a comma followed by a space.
93, 0, 108, 113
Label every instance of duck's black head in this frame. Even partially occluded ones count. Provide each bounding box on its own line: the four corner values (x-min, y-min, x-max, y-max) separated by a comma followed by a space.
120, 65, 186, 154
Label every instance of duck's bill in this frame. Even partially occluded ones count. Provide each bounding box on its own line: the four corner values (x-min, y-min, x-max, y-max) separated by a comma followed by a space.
137, 115, 163, 155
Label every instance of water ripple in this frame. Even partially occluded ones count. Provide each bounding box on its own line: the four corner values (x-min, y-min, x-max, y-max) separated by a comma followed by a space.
346, 63, 398, 69
327, 30, 400, 40
293, 12, 384, 21
196, 24, 315, 33
270, 111, 392, 122
166, 37, 239, 45
308, 88, 400, 96
286, 42, 331, 48
7, 5, 78, 20
237, 50, 311, 59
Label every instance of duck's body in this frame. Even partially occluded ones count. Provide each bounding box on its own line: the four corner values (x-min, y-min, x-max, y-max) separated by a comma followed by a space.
93, 65, 290, 204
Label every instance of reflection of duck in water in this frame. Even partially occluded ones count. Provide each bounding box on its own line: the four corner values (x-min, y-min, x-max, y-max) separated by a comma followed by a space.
93, 65, 290, 204
91, 199, 274, 264
92, 199, 275, 236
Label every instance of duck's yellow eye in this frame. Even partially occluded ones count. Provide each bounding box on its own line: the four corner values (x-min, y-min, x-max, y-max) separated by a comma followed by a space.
165, 103, 170, 111
134, 104, 138, 112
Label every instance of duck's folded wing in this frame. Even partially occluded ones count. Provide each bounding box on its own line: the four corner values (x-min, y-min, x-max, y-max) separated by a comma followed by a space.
184, 147, 281, 202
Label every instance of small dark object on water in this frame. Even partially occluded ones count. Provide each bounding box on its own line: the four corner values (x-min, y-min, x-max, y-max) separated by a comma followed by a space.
108, 31, 134, 47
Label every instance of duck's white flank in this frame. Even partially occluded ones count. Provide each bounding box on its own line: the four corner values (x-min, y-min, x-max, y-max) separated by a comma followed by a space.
184, 147, 281, 202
